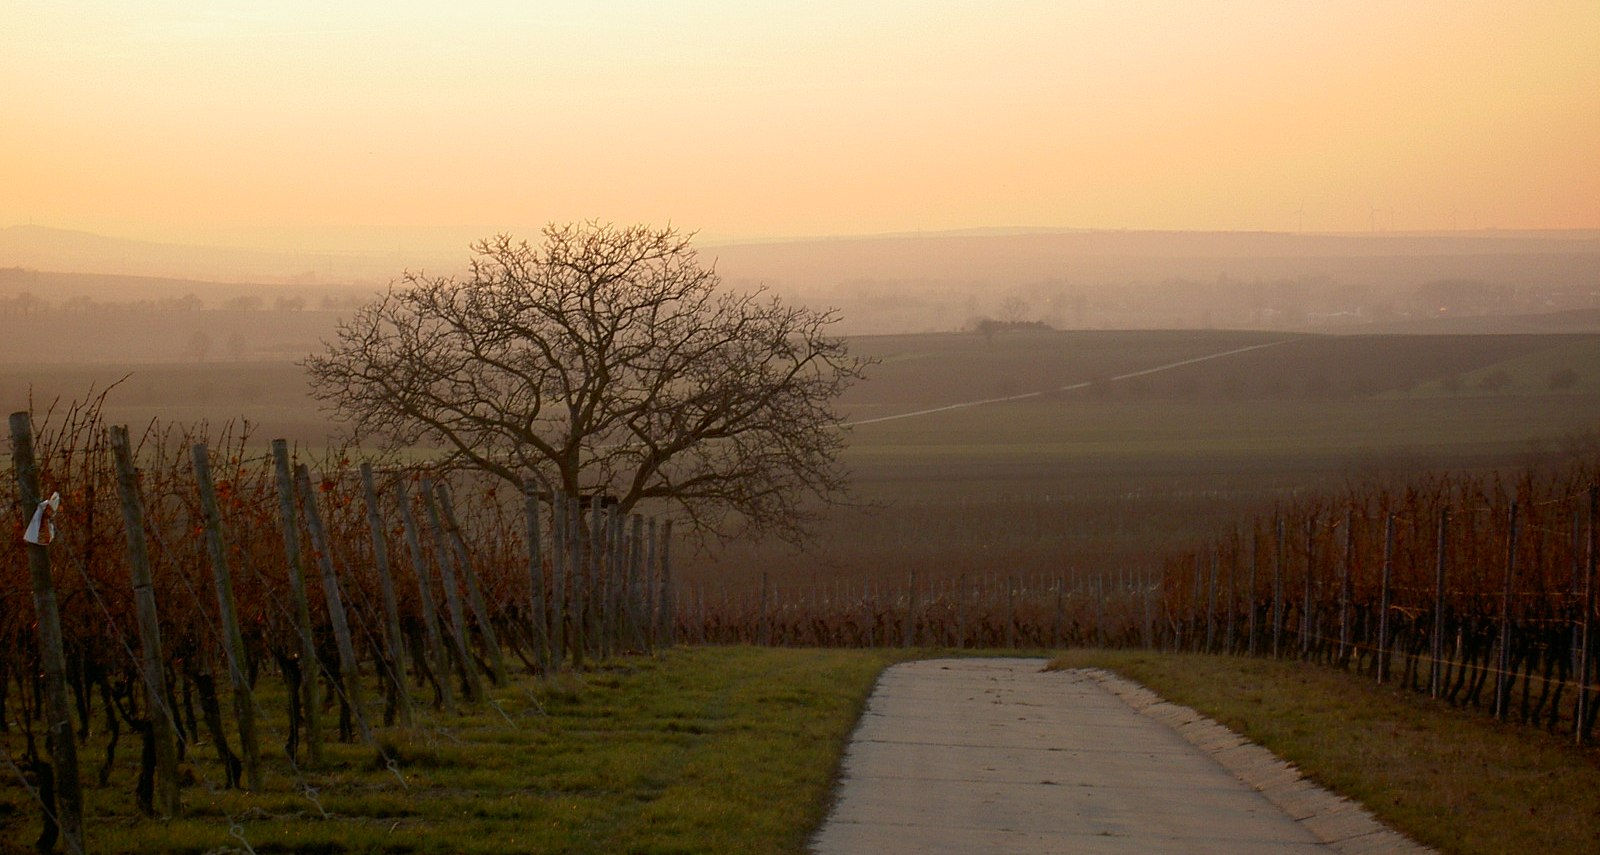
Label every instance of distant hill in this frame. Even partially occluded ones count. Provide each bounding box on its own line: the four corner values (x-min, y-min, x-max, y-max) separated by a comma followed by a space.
706, 228, 1600, 286
0, 266, 373, 306
7, 223, 1598, 286
0, 224, 456, 284
5, 224, 1598, 335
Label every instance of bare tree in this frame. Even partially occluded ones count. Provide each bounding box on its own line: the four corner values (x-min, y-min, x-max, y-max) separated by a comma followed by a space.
305, 222, 869, 543
999, 295, 1030, 324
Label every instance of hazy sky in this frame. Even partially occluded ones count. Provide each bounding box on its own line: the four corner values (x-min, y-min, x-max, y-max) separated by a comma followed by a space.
5, 1, 1598, 251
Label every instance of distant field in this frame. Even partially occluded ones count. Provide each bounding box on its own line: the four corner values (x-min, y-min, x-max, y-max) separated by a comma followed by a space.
4, 328, 1598, 593
688, 329, 1600, 592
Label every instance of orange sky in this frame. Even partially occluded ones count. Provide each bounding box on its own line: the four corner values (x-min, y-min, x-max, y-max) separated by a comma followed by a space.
4, 2, 1598, 252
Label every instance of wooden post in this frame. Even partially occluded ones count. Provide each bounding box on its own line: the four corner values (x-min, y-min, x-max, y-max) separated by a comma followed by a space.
592, 502, 610, 659
592, 496, 611, 659
759, 572, 772, 646
1006, 576, 1017, 649
111, 426, 181, 817
569, 497, 586, 667
395, 479, 455, 713
551, 492, 568, 666
1339, 510, 1355, 668
193, 443, 264, 788
1571, 506, 1585, 693
1494, 502, 1519, 722
642, 513, 655, 651
419, 479, 484, 701
1141, 572, 1154, 651
659, 519, 675, 647
904, 571, 918, 648
609, 508, 626, 655
434, 483, 509, 685
1224, 537, 1237, 655
296, 463, 373, 742
1577, 486, 1596, 746
360, 463, 413, 726
1190, 555, 1204, 651
629, 514, 646, 652
270, 441, 324, 764
956, 573, 968, 650
1205, 548, 1219, 653
1272, 515, 1285, 658
1052, 577, 1065, 649
1377, 514, 1395, 684
12, 412, 85, 854
1431, 508, 1449, 699
522, 483, 552, 673
611, 509, 624, 651
1247, 527, 1259, 656
1300, 518, 1316, 659
1092, 575, 1106, 647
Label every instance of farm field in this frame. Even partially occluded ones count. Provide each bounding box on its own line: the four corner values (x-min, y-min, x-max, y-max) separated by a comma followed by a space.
688, 329, 1600, 593
4, 328, 1599, 595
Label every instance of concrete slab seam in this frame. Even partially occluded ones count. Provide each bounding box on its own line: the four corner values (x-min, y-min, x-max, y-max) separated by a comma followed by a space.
1076, 668, 1435, 854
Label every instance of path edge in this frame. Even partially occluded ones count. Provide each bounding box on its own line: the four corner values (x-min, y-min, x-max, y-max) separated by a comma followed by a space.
1076, 667, 1436, 855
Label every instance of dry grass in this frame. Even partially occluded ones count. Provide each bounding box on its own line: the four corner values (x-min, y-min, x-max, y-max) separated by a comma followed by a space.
1050, 650, 1600, 854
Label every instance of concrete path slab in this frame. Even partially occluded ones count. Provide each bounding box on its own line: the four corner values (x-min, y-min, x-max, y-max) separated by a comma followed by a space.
811, 658, 1428, 855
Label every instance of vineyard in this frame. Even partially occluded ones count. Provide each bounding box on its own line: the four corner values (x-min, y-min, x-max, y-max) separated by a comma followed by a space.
680, 453, 1600, 745
1154, 462, 1600, 739
3, 399, 676, 853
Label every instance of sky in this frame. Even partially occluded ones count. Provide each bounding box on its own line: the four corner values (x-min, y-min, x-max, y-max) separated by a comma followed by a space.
4, 1, 1598, 253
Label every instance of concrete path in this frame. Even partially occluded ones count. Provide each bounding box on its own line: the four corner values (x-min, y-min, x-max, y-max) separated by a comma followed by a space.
811, 658, 1429, 854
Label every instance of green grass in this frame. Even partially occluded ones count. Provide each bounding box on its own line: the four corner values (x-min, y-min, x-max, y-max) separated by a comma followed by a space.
6, 646, 1598, 854
1049, 650, 1600, 855
0, 648, 907, 854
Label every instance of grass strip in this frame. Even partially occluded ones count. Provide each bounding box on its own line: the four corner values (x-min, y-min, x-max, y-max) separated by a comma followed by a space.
0, 647, 905, 854
1049, 650, 1600, 854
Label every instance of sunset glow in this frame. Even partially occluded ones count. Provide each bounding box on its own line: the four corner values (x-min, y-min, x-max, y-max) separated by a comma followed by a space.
5, 1, 1597, 251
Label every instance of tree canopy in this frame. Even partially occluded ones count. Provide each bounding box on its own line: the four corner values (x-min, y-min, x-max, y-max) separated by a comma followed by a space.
305, 222, 869, 542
